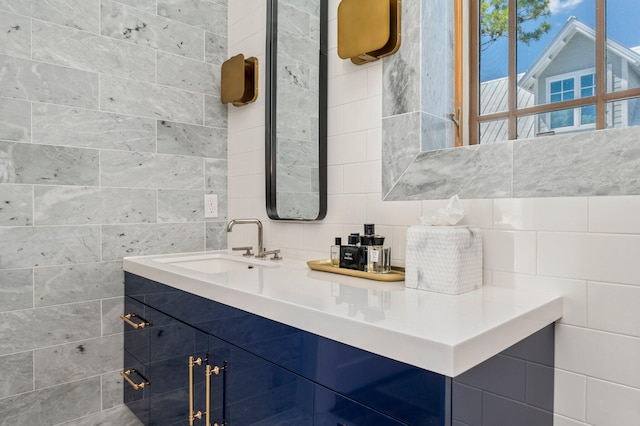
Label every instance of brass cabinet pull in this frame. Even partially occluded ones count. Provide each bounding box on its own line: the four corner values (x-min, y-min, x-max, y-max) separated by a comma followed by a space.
189, 356, 203, 425
120, 369, 150, 391
207, 362, 226, 426
120, 313, 151, 329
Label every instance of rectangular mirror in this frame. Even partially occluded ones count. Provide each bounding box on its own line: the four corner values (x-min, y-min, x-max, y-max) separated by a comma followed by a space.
266, 0, 327, 220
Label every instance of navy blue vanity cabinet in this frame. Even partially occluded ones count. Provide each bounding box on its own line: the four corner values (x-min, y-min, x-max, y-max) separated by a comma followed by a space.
123, 294, 317, 425
124, 272, 555, 426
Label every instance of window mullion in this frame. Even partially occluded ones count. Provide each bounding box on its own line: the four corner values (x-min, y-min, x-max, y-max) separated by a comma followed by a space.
508, 0, 517, 140
595, 0, 607, 129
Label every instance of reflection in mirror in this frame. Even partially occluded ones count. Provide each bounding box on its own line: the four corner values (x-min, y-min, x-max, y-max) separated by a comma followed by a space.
382, 0, 640, 201
266, 0, 327, 220
475, 0, 640, 144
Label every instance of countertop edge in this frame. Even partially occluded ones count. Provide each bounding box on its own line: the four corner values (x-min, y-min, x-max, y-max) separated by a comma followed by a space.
123, 254, 563, 377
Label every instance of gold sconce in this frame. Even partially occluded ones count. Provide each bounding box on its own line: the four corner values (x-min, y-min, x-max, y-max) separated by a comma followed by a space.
221, 54, 258, 106
337, 0, 401, 65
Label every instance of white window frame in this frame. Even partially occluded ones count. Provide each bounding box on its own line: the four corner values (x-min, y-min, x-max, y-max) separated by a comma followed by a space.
545, 67, 597, 133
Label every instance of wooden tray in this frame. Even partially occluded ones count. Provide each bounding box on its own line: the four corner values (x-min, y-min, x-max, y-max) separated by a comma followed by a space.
306, 260, 405, 282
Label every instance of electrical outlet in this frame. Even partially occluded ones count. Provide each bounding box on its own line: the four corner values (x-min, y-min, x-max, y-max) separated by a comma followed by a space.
204, 194, 218, 218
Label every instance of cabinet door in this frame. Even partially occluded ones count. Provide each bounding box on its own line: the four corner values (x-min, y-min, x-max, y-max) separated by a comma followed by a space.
314, 385, 408, 426
123, 298, 209, 426
208, 333, 314, 426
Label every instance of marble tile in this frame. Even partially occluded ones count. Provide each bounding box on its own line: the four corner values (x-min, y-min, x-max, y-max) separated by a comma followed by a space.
0, 269, 33, 313
158, 0, 227, 35
205, 158, 228, 191
100, 151, 204, 189
421, 0, 453, 118
278, 2, 310, 38
277, 28, 319, 65
277, 164, 311, 192
278, 56, 310, 91
281, 0, 319, 16
58, 404, 143, 426
32, 20, 156, 83
0, 97, 30, 142
421, 113, 455, 151
34, 334, 123, 389
277, 192, 320, 219
32, 104, 156, 152
101, 0, 204, 60
0, 0, 100, 33
0, 302, 101, 355
115, 0, 157, 14
205, 32, 227, 65
206, 221, 228, 250
382, 0, 420, 117
100, 74, 203, 124
205, 95, 228, 128
0, 352, 33, 398
0, 54, 99, 108
157, 120, 226, 158
34, 186, 157, 225
0, 10, 30, 58
0, 376, 101, 425
157, 51, 218, 95
0, 226, 100, 269
33, 261, 124, 308
514, 127, 640, 197
385, 142, 513, 201
158, 189, 211, 222
101, 297, 124, 336
0, 184, 32, 225
101, 223, 205, 261
100, 371, 126, 412
381, 113, 421, 197
278, 138, 317, 167
0, 141, 99, 186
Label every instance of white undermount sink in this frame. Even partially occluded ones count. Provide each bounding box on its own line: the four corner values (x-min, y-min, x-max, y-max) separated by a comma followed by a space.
152, 253, 279, 274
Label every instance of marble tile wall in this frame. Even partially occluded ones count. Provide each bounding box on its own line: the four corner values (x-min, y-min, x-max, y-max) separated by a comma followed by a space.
228, 1, 640, 425
0, 1, 228, 424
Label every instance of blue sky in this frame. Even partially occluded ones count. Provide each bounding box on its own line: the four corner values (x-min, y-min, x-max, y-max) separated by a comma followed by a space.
481, 0, 640, 81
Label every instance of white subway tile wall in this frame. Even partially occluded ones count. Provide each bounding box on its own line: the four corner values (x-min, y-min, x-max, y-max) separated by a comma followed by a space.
0, 0, 228, 423
227, 1, 640, 424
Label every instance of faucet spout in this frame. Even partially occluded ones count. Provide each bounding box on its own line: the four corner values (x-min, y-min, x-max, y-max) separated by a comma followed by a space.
226, 218, 264, 256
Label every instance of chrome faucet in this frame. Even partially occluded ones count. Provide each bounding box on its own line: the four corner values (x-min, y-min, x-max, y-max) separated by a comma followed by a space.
226, 219, 265, 257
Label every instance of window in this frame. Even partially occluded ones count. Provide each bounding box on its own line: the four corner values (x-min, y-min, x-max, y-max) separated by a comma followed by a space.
547, 70, 596, 131
466, 0, 640, 145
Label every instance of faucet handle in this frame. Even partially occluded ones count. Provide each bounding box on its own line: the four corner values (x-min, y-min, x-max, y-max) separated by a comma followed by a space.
232, 246, 254, 256
262, 249, 282, 261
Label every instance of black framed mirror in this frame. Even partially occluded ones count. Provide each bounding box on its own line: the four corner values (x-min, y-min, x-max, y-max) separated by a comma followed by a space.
266, 0, 327, 220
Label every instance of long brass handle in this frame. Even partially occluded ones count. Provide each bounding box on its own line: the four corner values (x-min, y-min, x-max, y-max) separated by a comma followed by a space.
209, 362, 226, 426
189, 356, 203, 426
120, 369, 150, 391
120, 313, 151, 329
206, 365, 211, 426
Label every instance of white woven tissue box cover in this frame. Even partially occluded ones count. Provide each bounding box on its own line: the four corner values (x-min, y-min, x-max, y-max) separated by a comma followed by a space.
405, 226, 483, 294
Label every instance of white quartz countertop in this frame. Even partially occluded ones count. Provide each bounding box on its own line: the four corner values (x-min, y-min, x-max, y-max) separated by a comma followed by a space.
123, 251, 562, 377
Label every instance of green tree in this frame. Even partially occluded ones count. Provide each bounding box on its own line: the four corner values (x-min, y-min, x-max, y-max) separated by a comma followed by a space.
481, 0, 552, 50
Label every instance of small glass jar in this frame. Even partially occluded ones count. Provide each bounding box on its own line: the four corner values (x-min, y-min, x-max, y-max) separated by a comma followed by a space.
367, 246, 391, 274
330, 237, 341, 267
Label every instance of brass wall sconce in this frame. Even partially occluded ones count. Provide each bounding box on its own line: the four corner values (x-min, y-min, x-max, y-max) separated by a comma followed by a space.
337, 0, 401, 65
221, 54, 258, 106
